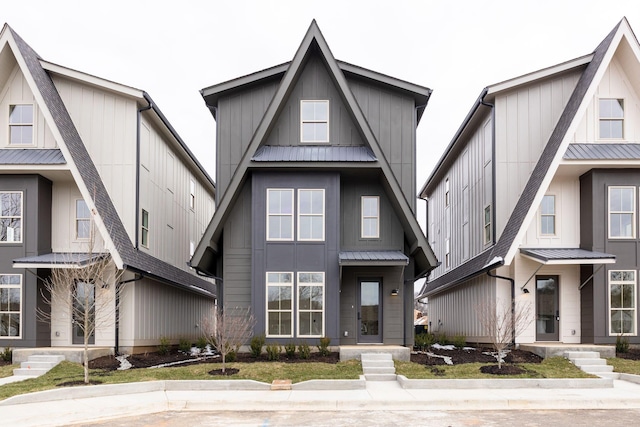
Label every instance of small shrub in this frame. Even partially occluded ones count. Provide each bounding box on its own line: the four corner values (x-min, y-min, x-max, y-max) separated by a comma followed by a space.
266, 343, 281, 361
317, 336, 331, 356
436, 332, 448, 345
196, 336, 208, 350
285, 341, 296, 357
178, 337, 191, 353
616, 334, 630, 354
298, 341, 311, 359
1, 347, 12, 362
250, 334, 266, 358
157, 337, 171, 355
414, 332, 435, 351
226, 350, 237, 363
452, 334, 467, 348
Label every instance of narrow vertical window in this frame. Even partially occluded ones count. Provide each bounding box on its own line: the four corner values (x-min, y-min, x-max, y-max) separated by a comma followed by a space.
300, 100, 329, 143
9, 105, 33, 145
445, 238, 450, 269
599, 98, 624, 139
0, 192, 22, 243
141, 209, 149, 248
540, 195, 556, 235
0, 274, 21, 338
609, 186, 635, 238
609, 270, 636, 335
298, 189, 324, 241
76, 200, 91, 239
189, 240, 195, 257
267, 189, 294, 241
445, 178, 450, 207
298, 272, 324, 337
361, 196, 379, 238
189, 179, 195, 210
484, 205, 492, 245
266, 272, 293, 337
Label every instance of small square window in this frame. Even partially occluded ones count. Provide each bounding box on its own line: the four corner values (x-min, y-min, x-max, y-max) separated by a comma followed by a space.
9, 105, 33, 145
300, 100, 329, 143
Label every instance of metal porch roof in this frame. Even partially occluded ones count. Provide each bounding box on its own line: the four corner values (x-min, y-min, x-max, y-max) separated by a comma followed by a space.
519, 248, 616, 265
252, 146, 377, 162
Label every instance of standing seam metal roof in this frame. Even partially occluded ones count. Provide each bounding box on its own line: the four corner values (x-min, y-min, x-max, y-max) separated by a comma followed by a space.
252, 145, 377, 162
0, 148, 65, 164
564, 143, 640, 160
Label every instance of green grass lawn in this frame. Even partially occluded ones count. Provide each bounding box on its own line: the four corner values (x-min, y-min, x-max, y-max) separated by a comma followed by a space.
0, 364, 14, 379
607, 357, 640, 375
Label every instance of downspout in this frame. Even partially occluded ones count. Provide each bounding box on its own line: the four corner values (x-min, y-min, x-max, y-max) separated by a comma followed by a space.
487, 269, 516, 346
480, 93, 496, 245
136, 100, 153, 249
206, 104, 219, 204
115, 273, 144, 355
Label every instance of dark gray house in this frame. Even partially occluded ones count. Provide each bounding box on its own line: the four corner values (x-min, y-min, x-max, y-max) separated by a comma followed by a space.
191, 21, 437, 349
418, 18, 640, 347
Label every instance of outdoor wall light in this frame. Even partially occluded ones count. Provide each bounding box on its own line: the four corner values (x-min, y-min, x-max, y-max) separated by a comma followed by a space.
391, 289, 399, 296
521, 287, 530, 294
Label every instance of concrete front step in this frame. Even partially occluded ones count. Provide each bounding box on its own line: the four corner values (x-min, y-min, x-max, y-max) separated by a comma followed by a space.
13, 368, 50, 376
564, 351, 601, 359
361, 353, 397, 381
564, 350, 614, 376
13, 354, 66, 377
580, 365, 614, 373
364, 373, 397, 381
596, 372, 621, 380
363, 367, 396, 375
361, 353, 392, 361
362, 360, 394, 368
571, 358, 607, 367
28, 355, 65, 363
19, 361, 58, 370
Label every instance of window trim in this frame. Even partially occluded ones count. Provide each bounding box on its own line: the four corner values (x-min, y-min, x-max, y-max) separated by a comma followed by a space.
361, 196, 380, 239
483, 204, 492, 245
296, 272, 325, 338
141, 209, 150, 248
189, 179, 195, 210
300, 100, 329, 143
8, 104, 34, 146
599, 98, 624, 140
267, 189, 294, 241
609, 270, 637, 336
75, 199, 91, 241
297, 189, 325, 241
0, 274, 22, 339
266, 272, 294, 338
0, 191, 23, 244
608, 186, 635, 239
540, 194, 557, 237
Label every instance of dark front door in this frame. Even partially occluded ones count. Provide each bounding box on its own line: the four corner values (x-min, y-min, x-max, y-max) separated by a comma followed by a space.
536, 276, 559, 341
72, 281, 95, 345
358, 279, 382, 343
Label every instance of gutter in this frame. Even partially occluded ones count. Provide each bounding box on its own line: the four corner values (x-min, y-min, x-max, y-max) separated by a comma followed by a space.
136, 100, 153, 249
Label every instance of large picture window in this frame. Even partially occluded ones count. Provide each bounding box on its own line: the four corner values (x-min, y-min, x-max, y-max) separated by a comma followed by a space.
609, 270, 636, 335
267, 189, 294, 241
0, 274, 21, 338
609, 186, 635, 238
266, 272, 293, 337
361, 196, 379, 238
300, 100, 329, 143
298, 189, 324, 241
599, 98, 624, 139
9, 105, 33, 145
297, 272, 324, 337
0, 192, 22, 243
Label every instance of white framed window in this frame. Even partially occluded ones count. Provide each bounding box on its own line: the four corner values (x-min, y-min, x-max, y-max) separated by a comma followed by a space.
189, 179, 195, 210
9, 105, 33, 145
609, 270, 636, 336
445, 178, 450, 207
0, 274, 22, 338
361, 196, 379, 238
266, 272, 293, 337
297, 272, 324, 337
189, 240, 195, 257
300, 100, 329, 143
609, 186, 635, 239
445, 238, 450, 269
540, 195, 556, 236
267, 189, 294, 241
141, 209, 150, 248
484, 205, 492, 245
76, 200, 91, 240
0, 192, 22, 243
599, 98, 624, 139
298, 189, 324, 241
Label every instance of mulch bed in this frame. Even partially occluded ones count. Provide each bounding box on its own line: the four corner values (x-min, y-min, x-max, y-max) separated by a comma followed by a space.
615, 348, 640, 360
410, 347, 543, 366
0, 360, 11, 367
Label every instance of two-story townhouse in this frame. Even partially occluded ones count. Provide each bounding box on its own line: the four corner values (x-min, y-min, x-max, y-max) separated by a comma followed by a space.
0, 24, 216, 356
190, 21, 437, 357
418, 18, 640, 351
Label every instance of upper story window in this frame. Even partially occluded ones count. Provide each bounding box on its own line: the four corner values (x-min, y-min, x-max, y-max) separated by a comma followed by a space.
445, 238, 450, 269
267, 189, 294, 241
599, 98, 624, 139
445, 178, 450, 207
609, 270, 636, 336
361, 196, 380, 239
540, 195, 556, 236
76, 200, 91, 240
141, 209, 150, 248
9, 105, 33, 146
0, 274, 21, 338
189, 179, 195, 210
298, 189, 324, 241
609, 186, 635, 239
0, 192, 22, 243
300, 100, 329, 143
483, 205, 492, 245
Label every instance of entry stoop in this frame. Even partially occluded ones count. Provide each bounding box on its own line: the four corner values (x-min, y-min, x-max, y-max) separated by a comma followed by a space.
565, 351, 618, 379
361, 353, 396, 381
13, 355, 65, 377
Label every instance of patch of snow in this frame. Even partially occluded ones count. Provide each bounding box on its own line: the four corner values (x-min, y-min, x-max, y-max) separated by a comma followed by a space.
116, 354, 132, 371
426, 352, 453, 365
432, 343, 456, 351
482, 349, 510, 364
148, 354, 219, 369
462, 347, 476, 351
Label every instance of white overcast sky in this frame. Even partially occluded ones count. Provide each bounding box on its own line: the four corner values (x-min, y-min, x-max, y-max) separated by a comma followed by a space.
3, 0, 640, 197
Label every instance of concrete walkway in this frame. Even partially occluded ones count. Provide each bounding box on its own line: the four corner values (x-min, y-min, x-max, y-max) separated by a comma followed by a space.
2, 377, 640, 426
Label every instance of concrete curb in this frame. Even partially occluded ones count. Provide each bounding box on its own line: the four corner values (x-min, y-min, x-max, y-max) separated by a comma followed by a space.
292, 378, 366, 390
619, 373, 640, 384
397, 375, 614, 389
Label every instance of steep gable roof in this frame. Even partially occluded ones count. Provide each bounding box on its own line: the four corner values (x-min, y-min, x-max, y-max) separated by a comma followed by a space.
420, 18, 630, 298
192, 20, 437, 276
2, 24, 215, 297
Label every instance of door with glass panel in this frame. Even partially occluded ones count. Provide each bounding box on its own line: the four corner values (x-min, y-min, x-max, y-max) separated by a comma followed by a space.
536, 276, 559, 341
72, 281, 95, 345
358, 279, 382, 343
